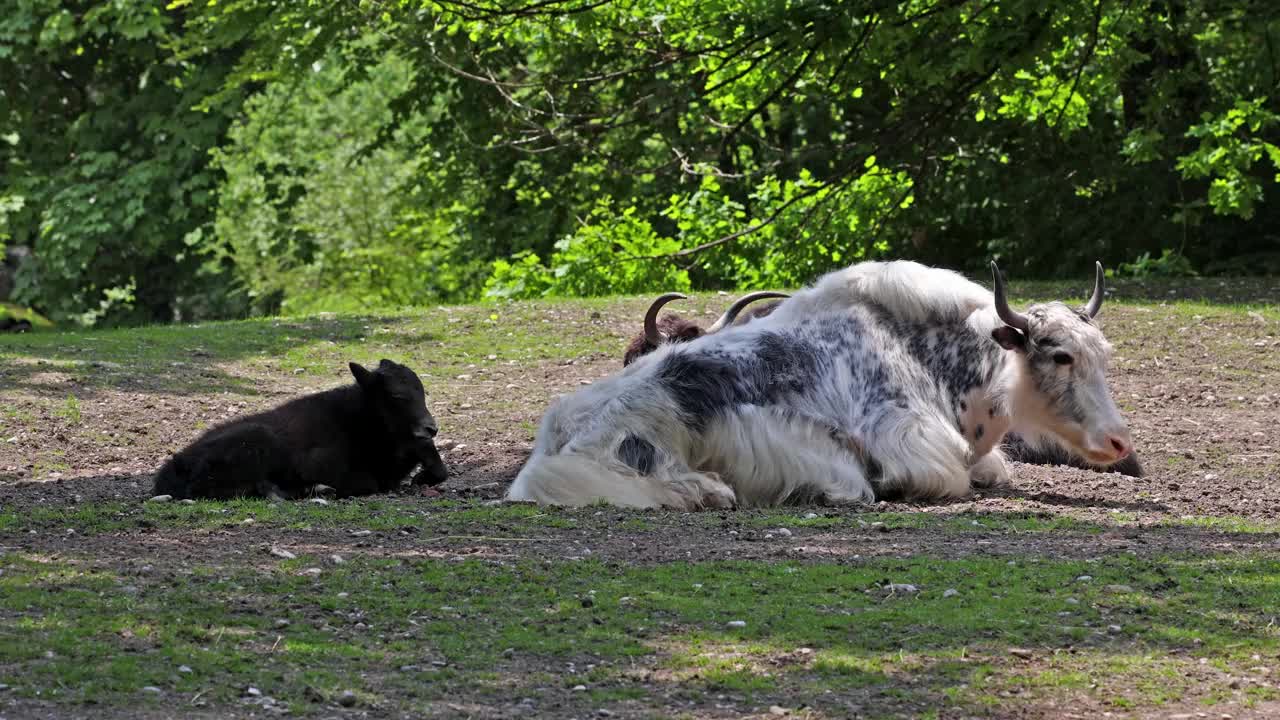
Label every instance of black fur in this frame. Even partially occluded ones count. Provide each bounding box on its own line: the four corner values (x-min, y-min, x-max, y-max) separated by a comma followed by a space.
618, 435, 657, 474
152, 359, 448, 500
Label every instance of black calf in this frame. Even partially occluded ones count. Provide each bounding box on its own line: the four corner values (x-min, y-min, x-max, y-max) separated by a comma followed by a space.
152, 359, 448, 499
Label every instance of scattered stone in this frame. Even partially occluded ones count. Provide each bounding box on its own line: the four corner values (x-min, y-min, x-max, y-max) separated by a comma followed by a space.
350, 530, 373, 537
142, 686, 163, 694
245, 687, 263, 697
275, 619, 290, 629
942, 588, 959, 598
886, 583, 918, 594
308, 498, 330, 506
328, 554, 345, 565
268, 547, 296, 560
146, 494, 173, 503
597, 710, 614, 718
726, 620, 747, 629
1104, 584, 1134, 594
502, 648, 515, 658
299, 567, 323, 577
1075, 575, 1093, 582
178, 665, 193, 674
580, 597, 594, 608
769, 706, 790, 716
803, 512, 819, 519
1009, 648, 1033, 659
1107, 624, 1123, 634
1065, 597, 1080, 605
180, 499, 196, 505
572, 684, 587, 692
338, 690, 358, 707
773, 527, 793, 537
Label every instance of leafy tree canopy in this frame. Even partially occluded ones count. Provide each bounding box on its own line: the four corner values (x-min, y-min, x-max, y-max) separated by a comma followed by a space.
2, 0, 1276, 323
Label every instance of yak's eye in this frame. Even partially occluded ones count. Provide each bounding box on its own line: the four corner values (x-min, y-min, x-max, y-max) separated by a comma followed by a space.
1052, 352, 1074, 366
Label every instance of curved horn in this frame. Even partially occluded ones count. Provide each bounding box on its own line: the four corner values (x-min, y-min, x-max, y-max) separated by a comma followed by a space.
1083, 261, 1105, 318
990, 261, 1030, 333
706, 291, 791, 333
643, 292, 687, 346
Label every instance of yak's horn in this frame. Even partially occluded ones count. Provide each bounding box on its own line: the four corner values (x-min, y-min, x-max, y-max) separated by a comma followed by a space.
643, 292, 687, 345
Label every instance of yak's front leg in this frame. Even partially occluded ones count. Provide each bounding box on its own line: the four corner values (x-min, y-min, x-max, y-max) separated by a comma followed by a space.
967, 447, 1011, 488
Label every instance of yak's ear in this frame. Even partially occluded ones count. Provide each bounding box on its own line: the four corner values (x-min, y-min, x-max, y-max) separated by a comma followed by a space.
992, 326, 1028, 352
349, 362, 376, 388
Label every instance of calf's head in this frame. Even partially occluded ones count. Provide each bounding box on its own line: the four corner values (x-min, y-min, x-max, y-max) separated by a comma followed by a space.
350, 359, 448, 486
990, 262, 1133, 466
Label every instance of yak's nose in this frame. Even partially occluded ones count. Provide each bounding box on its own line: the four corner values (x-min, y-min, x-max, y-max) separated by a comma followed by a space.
1108, 435, 1131, 459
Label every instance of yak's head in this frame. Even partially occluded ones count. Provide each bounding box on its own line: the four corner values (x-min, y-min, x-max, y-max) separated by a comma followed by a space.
350, 359, 448, 486
990, 262, 1133, 467
622, 291, 790, 366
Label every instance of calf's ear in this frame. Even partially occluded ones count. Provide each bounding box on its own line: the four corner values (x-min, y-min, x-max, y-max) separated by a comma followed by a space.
991, 326, 1028, 352
349, 362, 376, 388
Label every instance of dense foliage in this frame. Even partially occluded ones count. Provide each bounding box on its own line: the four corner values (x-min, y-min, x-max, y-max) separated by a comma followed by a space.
1, 0, 1277, 324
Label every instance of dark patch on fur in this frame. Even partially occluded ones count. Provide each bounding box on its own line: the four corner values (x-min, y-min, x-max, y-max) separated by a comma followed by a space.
618, 434, 657, 475
975, 424, 985, 440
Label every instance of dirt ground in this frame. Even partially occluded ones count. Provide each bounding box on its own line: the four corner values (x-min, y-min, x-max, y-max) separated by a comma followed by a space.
1, 284, 1278, 719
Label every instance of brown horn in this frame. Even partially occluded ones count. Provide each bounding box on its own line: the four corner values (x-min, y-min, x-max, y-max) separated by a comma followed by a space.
643, 292, 687, 346
990, 261, 1030, 332
706, 291, 791, 333
1084, 261, 1105, 318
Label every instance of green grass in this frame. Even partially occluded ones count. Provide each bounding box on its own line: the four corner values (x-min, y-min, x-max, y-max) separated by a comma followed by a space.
1, 552, 1277, 714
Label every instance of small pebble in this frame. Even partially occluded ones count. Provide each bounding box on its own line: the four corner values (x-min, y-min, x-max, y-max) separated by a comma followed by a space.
942, 588, 959, 598
142, 686, 163, 694
1104, 584, 1134, 594
178, 665, 193, 674
268, 547, 296, 560
886, 583, 918, 594
572, 684, 587, 692
1075, 575, 1093, 582
338, 690, 357, 707
180, 499, 196, 505
774, 528, 793, 537
328, 554, 345, 565
803, 512, 819, 519
726, 620, 747, 629
1009, 648, 1033, 659
146, 494, 173, 503
246, 687, 263, 697
1107, 624, 1123, 634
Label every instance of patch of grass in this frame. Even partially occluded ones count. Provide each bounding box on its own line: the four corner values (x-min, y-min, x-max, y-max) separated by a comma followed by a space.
740, 509, 1103, 534
0, 497, 598, 536
55, 394, 82, 424
0, 550, 1277, 715
1159, 515, 1280, 534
